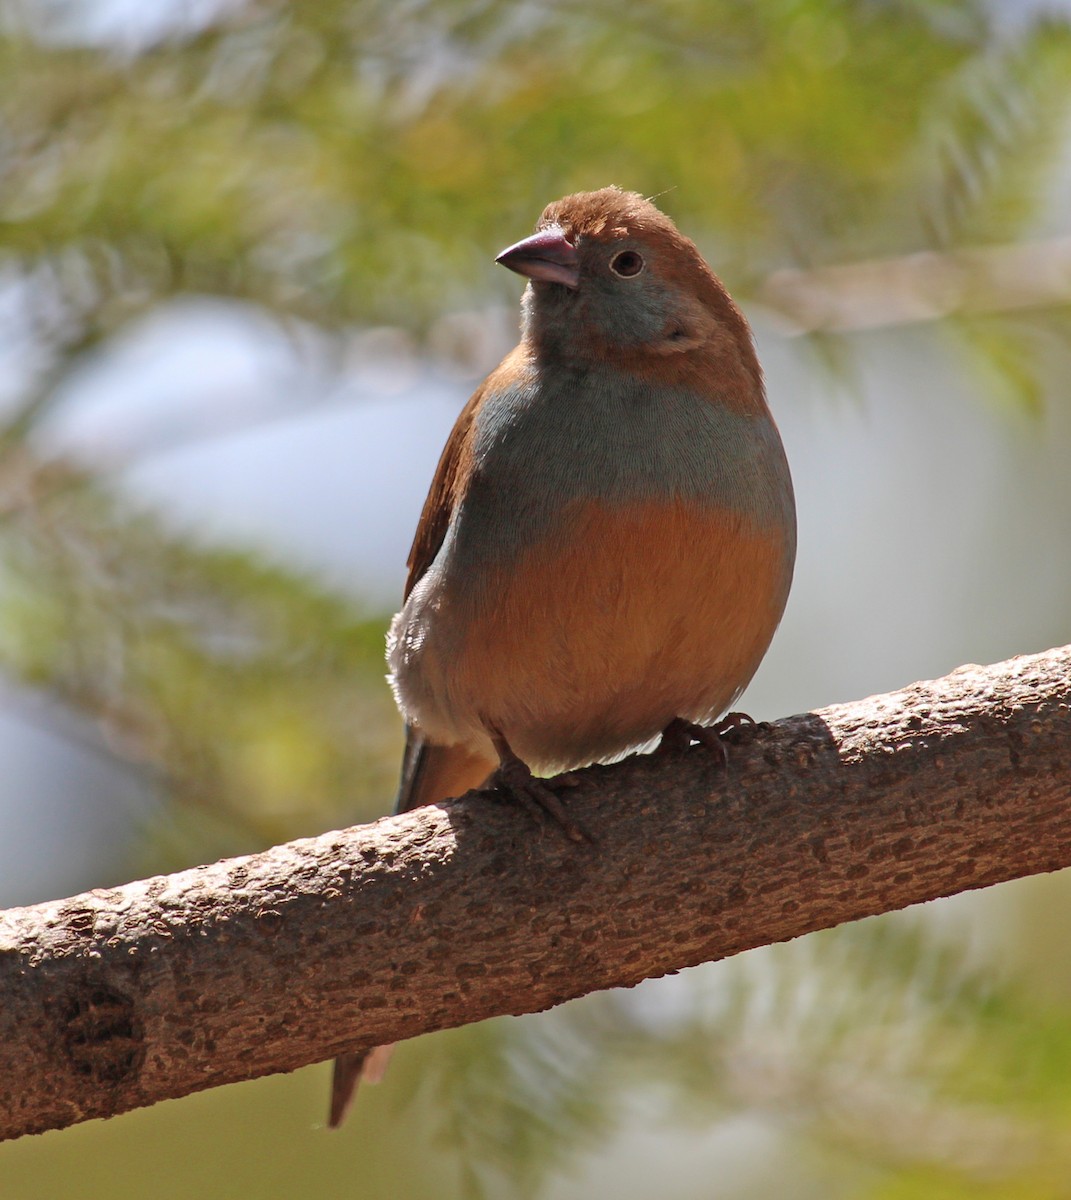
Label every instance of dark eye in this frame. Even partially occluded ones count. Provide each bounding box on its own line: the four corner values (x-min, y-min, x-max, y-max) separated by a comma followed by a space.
609, 250, 645, 278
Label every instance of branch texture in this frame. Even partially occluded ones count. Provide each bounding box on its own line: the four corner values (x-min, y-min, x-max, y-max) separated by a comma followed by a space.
3, 646, 1070, 1141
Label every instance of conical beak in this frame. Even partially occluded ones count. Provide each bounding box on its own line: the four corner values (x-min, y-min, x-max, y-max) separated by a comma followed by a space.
495, 225, 580, 289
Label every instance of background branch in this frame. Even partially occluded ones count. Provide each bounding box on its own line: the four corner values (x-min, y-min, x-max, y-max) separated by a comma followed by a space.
3, 645, 1070, 1143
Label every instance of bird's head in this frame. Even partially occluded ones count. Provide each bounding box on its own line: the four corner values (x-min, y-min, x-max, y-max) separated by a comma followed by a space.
496, 187, 761, 392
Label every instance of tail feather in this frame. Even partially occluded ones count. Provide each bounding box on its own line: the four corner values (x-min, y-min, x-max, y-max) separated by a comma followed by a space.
328, 1050, 370, 1129
396, 732, 497, 815
327, 730, 496, 1128
328, 1044, 397, 1128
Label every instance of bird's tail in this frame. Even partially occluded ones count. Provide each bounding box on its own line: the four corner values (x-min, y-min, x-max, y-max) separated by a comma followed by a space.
327, 730, 496, 1128
328, 1045, 395, 1128
395, 732, 499, 815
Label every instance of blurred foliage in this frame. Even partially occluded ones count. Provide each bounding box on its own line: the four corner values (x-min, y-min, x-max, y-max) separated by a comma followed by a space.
2, 1, 1071, 1198
398, 912, 1071, 1198
0, 452, 402, 860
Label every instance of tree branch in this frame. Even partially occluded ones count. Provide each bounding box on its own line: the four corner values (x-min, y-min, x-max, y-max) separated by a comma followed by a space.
755, 235, 1071, 333
3, 646, 1070, 1142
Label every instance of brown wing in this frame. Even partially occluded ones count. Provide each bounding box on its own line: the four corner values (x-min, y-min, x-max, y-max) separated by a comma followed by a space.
403, 346, 525, 599
403, 389, 479, 599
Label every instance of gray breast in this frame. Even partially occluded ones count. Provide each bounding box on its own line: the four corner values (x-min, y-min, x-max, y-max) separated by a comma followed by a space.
445, 362, 794, 574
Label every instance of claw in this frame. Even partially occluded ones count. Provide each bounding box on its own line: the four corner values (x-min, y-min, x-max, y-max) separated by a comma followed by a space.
485, 728, 594, 844
657, 712, 762, 764
711, 711, 761, 742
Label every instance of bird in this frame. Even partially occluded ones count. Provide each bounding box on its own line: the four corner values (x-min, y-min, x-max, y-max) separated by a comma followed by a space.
328, 186, 796, 1127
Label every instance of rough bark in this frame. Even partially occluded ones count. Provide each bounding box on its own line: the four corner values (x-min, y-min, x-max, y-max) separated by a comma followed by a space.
2, 646, 1070, 1142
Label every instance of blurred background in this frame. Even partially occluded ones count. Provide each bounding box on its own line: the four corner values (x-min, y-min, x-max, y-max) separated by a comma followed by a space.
2, 0, 1071, 1196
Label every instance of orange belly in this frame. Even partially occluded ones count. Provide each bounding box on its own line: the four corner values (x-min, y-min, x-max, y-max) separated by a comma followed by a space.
442, 497, 792, 772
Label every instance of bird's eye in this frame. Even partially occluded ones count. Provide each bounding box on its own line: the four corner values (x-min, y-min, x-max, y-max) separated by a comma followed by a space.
609, 250, 645, 278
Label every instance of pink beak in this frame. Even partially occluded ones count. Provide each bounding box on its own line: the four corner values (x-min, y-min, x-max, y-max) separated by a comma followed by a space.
495, 225, 580, 290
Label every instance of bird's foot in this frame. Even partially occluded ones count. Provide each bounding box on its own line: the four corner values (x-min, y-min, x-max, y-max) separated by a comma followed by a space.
657, 712, 766, 764
713, 711, 771, 743
484, 729, 594, 845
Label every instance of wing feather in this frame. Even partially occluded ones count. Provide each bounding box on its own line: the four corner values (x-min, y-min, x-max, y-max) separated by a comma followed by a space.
403, 345, 527, 599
